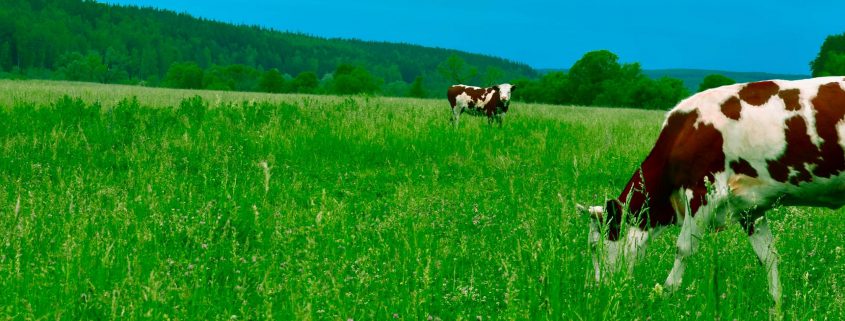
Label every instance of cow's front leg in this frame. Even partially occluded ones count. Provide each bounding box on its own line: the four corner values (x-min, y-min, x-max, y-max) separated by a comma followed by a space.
665, 209, 705, 290
746, 217, 781, 306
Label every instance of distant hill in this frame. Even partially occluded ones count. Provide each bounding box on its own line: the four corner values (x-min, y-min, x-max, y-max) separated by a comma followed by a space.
539, 68, 810, 92
0, 0, 537, 94
642, 69, 810, 92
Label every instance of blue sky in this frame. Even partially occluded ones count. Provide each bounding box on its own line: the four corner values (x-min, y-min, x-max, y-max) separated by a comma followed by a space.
100, 0, 845, 75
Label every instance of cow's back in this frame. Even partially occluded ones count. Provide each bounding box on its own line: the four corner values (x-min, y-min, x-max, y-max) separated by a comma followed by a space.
661, 77, 845, 209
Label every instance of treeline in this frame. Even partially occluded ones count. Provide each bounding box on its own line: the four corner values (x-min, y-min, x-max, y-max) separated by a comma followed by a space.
513, 50, 690, 109
161, 61, 404, 96
811, 32, 845, 77
0, 0, 535, 96
6, 0, 832, 110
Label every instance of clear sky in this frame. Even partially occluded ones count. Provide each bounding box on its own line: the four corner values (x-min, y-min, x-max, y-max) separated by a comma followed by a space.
100, 0, 845, 75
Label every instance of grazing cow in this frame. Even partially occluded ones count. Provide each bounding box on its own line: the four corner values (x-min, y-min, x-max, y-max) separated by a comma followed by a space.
447, 84, 516, 126
576, 76, 845, 305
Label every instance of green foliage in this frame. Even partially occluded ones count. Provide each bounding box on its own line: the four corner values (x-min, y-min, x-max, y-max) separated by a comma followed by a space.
811, 32, 845, 77
483, 66, 505, 86
568, 50, 622, 105
516, 51, 689, 109
163, 62, 204, 89
633, 77, 690, 109
291, 71, 319, 93
408, 76, 427, 98
58, 51, 108, 83
258, 68, 286, 93
437, 54, 479, 84
513, 72, 571, 104
383, 81, 410, 97
814, 51, 845, 77
698, 74, 736, 92
332, 64, 382, 95
199, 64, 261, 91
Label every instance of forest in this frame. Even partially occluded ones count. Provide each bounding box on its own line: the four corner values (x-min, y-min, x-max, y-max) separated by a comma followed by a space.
1, 0, 842, 109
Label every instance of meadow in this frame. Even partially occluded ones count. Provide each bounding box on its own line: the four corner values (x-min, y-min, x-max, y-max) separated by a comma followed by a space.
1, 79, 844, 320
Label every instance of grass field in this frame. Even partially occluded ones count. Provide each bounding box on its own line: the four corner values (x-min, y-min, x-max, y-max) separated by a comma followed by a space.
1, 79, 844, 320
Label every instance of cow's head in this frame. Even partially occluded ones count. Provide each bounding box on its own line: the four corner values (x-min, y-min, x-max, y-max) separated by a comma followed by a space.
494, 83, 517, 104
576, 200, 648, 281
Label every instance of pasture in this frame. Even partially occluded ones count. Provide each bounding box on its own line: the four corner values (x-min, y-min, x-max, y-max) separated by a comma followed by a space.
1, 80, 844, 320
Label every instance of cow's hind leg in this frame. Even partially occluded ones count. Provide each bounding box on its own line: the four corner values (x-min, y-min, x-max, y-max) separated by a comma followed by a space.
451, 107, 462, 127
741, 216, 781, 306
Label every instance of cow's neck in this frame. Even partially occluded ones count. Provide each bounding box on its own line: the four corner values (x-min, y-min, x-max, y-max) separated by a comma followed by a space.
615, 160, 675, 228
614, 113, 699, 229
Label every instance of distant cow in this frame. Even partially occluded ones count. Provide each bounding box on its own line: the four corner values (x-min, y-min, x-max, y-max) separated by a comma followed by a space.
577, 77, 845, 306
447, 84, 516, 126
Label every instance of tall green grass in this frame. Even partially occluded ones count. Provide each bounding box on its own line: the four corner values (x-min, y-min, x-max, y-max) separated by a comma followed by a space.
1, 80, 843, 320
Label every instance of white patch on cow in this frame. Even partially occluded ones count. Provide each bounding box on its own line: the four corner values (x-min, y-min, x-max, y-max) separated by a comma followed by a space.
837, 118, 845, 150
796, 82, 824, 146
454, 92, 473, 108
480, 90, 495, 107
721, 99, 793, 168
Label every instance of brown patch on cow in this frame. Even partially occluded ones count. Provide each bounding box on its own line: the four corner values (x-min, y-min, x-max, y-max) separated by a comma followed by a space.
739, 81, 780, 106
730, 158, 757, 177
721, 96, 742, 120
778, 89, 801, 111
613, 109, 726, 236
767, 116, 818, 184
811, 82, 845, 178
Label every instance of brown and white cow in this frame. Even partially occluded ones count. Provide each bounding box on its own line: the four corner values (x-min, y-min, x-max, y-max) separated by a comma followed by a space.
577, 76, 845, 305
447, 84, 516, 126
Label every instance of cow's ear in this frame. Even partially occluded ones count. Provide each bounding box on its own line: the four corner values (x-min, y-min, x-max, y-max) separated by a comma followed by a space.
492, 85, 500, 91
511, 84, 518, 90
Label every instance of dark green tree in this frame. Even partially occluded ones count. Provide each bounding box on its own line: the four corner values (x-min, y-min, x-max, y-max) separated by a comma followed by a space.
59, 51, 108, 82
292, 71, 319, 93
163, 62, 203, 89
632, 77, 690, 109
222, 64, 260, 91
258, 68, 286, 93
483, 66, 504, 86
813, 52, 845, 77
513, 72, 571, 105
698, 74, 736, 92
203, 65, 234, 90
437, 54, 478, 84
332, 64, 381, 95
568, 50, 622, 105
811, 32, 845, 77
408, 76, 426, 98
